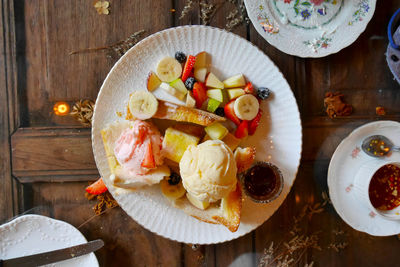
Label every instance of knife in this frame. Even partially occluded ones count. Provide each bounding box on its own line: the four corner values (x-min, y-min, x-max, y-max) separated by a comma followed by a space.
0, 239, 104, 267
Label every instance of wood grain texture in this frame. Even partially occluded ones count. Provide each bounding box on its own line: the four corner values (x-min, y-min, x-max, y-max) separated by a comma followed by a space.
11, 127, 98, 182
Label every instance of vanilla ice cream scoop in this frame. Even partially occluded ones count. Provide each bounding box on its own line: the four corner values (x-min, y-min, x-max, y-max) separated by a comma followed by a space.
179, 140, 237, 203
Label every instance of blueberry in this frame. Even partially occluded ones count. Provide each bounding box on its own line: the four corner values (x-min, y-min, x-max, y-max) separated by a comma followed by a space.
175, 51, 186, 63
215, 107, 225, 117
185, 77, 196, 91
168, 172, 181, 185
257, 87, 271, 100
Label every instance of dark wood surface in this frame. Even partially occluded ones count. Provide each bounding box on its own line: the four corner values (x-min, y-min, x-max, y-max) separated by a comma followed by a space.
1, 0, 400, 266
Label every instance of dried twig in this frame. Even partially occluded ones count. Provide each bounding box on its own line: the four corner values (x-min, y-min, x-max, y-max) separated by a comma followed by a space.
69, 30, 146, 59
70, 99, 95, 127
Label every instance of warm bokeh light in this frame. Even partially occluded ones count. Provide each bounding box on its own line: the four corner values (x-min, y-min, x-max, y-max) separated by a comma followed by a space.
53, 102, 70, 116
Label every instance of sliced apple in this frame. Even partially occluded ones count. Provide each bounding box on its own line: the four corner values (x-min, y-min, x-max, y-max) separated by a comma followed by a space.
170, 78, 188, 96
194, 67, 207, 83
223, 74, 246, 88
207, 98, 221, 113
227, 88, 245, 100
186, 192, 210, 210
207, 89, 224, 102
194, 51, 207, 69
160, 82, 186, 100
186, 91, 196, 108
205, 122, 229, 140
147, 71, 162, 92
205, 72, 224, 89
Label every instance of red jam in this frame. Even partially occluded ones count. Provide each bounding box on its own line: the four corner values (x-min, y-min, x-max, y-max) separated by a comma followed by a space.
243, 163, 282, 202
369, 164, 400, 210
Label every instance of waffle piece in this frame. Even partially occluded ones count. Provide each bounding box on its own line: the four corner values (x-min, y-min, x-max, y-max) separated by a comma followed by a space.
234, 147, 256, 173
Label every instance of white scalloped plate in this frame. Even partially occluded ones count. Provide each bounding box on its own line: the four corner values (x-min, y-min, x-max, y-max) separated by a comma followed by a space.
0, 215, 99, 266
328, 121, 400, 236
92, 26, 302, 244
245, 0, 376, 58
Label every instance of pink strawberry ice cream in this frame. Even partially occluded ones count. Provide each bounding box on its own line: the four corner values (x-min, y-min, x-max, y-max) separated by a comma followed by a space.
114, 120, 163, 175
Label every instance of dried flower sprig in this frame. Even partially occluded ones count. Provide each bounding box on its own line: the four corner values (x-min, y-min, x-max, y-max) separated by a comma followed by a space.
200, 0, 218, 25
70, 99, 95, 127
69, 30, 146, 59
94, 0, 110, 15
180, 0, 196, 20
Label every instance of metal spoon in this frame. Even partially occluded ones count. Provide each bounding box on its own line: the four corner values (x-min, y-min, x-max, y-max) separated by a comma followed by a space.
361, 135, 400, 158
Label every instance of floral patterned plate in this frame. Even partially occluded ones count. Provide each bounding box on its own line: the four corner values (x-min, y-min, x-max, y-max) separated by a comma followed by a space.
244, 0, 376, 57
328, 121, 400, 236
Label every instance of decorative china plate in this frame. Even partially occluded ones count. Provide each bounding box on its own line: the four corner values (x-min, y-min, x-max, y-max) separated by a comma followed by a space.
328, 121, 400, 236
92, 26, 302, 244
245, 0, 376, 58
0, 214, 99, 266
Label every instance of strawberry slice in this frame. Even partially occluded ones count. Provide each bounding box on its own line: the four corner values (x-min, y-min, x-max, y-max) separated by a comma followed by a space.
244, 82, 254, 94
181, 55, 196, 82
248, 109, 263, 135
141, 141, 156, 169
192, 82, 208, 108
235, 120, 249, 139
224, 100, 241, 126
86, 177, 107, 195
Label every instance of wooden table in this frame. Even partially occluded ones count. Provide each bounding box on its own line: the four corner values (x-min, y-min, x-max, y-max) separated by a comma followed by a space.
1, 1, 400, 266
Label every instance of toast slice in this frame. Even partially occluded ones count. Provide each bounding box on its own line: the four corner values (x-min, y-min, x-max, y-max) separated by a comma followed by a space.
101, 120, 170, 189
127, 99, 225, 126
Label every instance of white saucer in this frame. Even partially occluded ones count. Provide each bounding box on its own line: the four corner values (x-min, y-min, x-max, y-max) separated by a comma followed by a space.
0, 214, 99, 266
328, 121, 400, 236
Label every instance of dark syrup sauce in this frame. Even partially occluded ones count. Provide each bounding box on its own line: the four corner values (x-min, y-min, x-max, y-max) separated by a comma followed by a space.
244, 163, 281, 201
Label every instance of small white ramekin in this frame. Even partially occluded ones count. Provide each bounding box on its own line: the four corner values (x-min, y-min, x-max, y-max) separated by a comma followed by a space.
353, 160, 400, 220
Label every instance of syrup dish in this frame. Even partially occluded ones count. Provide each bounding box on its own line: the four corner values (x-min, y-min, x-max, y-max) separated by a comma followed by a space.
92, 26, 302, 244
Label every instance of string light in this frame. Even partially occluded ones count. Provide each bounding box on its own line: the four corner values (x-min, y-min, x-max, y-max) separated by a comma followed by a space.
53, 102, 70, 116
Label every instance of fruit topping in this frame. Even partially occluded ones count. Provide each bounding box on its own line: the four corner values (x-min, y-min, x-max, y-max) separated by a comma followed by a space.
186, 192, 210, 210
205, 72, 224, 89
156, 57, 182, 82
248, 109, 263, 136
194, 67, 207, 83
184, 77, 196, 91
223, 74, 246, 88
215, 107, 225, 117
257, 87, 271, 100
207, 89, 224, 102
244, 82, 254, 94
194, 51, 207, 69
224, 100, 241, 126
168, 172, 181, 185
205, 122, 228, 140
170, 78, 188, 96
160, 82, 186, 100
128, 91, 159, 120
186, 91, 196, 108
222, 133, 241, 151
161, 178, 186, 200
147, 71, 162, 92
175, 51, 186, 63
141, 141, 156, 169
192, 82, 208, 108
207, 98, 221, 113
182, 55, 196, 82
227, 88, 245, 100
235, 120, 249, 139
86, 177, 108, 195
162, 127, 200, 163
233, 94, 259, 120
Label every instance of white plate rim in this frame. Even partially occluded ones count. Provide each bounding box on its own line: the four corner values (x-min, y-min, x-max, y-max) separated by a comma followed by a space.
0, 214, 99, 266
244, 0, 377, 58
328, 120, 400, 236
91, 25, 303, 244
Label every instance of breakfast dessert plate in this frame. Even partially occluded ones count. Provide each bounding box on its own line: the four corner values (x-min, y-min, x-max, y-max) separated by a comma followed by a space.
328, 121, 400, 236
92, 26, 302, 244
0, 214, 99, 266
245, 0, 376, 58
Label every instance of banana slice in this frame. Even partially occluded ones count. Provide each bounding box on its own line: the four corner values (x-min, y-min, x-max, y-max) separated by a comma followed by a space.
128, 91, 159, 120
160, 179, 186, 200
233, 94, 259, 120
156, 57, 182, 82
